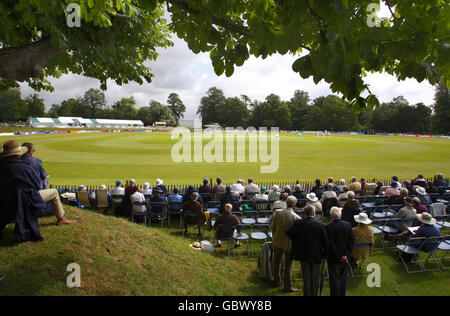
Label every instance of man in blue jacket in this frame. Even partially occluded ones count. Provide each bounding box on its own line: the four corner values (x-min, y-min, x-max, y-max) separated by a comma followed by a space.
326, 207, 355, 296
21, 143, 48, 189
286, 205, 328, 296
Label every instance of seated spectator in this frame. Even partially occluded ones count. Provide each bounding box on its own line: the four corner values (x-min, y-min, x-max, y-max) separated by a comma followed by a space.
221, 186, 239, 206
373, 181, 383, 196
231, 179, 245, 196
412, 197, 428, 214
213, 177, 226, 201
125, 179, 137, 196
392, 176, 402, 189
292, 184, 306, 200
168, 187, 183, 203
244, 178, 260, 199
182, 192, 205, 236
416, 187, 432, 206
341, 191, 360, 228
272, 193, 288, 211
130, 186, 146, 212
336, 179, 346, 194
411, 213, 441, 252
154, 178, 167, 195
320, 183, 337, 203
351, 213, 374, 263
395, 197, 417, 232
149, 188, 165, 220
110, 180, 125, 196
311, 179, 324, 195
268, 185, 281, 201
402, 180, 415, 194
183, 185, 203, 204
411, 174, 427, 188
348, 177, 362, 192
149, 188, 165, 204
305, 192, 322, 214
391, 188, 409, 205
199, 178, 212, 194
426, 182, 439, 194
254, 186, 269, 201
141, 182, 152, 195
360, 178, 366, 192
78, 185, 95, 205
326, 177, 338, 192
282, 185, 292, 196
213, 203, 241, 247
384, 182, 400, 197
337, 186, 350, 202
433, 173, 448, 188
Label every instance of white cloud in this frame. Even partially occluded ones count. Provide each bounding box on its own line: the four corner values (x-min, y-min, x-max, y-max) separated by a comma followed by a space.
20, 34, 436, 120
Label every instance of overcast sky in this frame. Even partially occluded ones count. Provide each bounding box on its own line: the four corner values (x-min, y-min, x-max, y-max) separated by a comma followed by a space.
20, 34, 436, 120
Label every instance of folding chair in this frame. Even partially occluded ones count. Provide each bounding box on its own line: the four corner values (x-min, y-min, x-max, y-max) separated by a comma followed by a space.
390, 204, 403, 212
249, 224, 270, 256
370, 219, 385, 249
242, 211, 257, 225
234, 224, 251, 256
349, 242, 373, 277
132, 201, 148, 226
437, 236, 450, 270
254, 200, 269, 211
76, 191, 91, 209
429, 203, 450, 229
206, 201, 222, 214
214, 225, 236, 256
420, 236, 444, 272
376, 218, 398, 249
148, 202, 166, 227
111, 194, 124, 216
257, 210, 272, 224
167, 201, 183, 226
95, 190, 109, 211
396, 237, 427, 273
182, 210, 204, 237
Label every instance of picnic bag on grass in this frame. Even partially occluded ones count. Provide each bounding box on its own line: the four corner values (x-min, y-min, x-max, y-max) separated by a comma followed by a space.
257, 241, 274, 281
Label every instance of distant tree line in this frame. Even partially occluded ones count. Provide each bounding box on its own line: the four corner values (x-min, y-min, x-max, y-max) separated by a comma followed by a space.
197, 84, 449, 135
0, 83, 448, 134
0, 88, 186, 127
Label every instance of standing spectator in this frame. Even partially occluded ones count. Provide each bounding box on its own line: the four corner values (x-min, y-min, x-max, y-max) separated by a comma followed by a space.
412, 197, 428, 214
326, 207, 355, 296
305, 192, 322, 214
268, 185, 281, 201
182, 192, 205, 236
271, 196, 301, 292
286, 206, 328, 296
351, 213, 374, 264
244, 178, 260, 199
213, 177, 226, 201
348, 177, 362, 192
199, 178, 212, 194
21, 143, 48, 189
341, 191, 360, 228
231, 179, 245, 196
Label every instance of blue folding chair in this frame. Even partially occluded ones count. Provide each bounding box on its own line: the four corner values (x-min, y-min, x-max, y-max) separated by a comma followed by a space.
167, 201, 183, 226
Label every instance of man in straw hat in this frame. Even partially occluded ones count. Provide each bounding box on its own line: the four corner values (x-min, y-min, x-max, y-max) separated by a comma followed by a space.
0, 140, 71, 241
411, 212, 441, 252
326, 207, 355, 296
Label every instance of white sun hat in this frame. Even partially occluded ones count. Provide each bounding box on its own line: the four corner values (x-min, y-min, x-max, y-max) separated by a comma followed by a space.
417, 212, 437, 225
416, 187, 427, 196
306, 192, 318, 202
354, 212, 372, 225
155, 178, 164, 186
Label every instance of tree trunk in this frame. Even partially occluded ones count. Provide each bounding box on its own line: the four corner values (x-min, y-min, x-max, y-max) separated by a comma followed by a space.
0, 37, 62, 82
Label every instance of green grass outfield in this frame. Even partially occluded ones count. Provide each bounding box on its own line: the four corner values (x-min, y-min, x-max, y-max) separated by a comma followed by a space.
0, 132, 449, 186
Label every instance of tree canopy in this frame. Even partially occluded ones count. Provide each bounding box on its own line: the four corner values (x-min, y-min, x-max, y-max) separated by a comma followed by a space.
0, 0, 448, 110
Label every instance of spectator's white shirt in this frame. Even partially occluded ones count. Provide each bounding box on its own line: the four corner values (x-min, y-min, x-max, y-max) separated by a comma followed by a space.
110, 187, 125, 196
320, 190, 337, 203
254, 193, 268, 201
231, 183, 245, 195
141, 188, 152, 195
131, 192, 146, 212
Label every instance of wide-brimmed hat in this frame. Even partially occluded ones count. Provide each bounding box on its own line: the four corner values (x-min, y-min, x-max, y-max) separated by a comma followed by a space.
153, 187, 163, 194
416, 187, 426, 196
144, 182, 150, 188
354, 212, 372, 225
417, 212, 436, 225
0, 140, 28, 157
306, 192, 318, 202
155, 178, 163, 186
